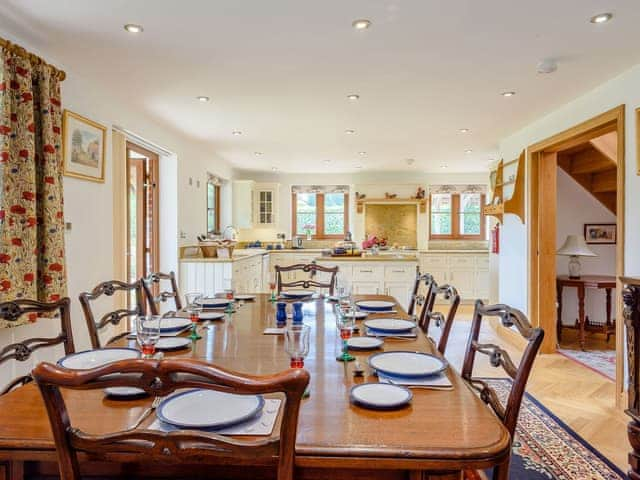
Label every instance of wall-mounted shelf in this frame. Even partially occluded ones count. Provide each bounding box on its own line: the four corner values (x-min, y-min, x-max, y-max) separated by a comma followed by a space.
356, 197, 427, 214
483, 150, 525, 224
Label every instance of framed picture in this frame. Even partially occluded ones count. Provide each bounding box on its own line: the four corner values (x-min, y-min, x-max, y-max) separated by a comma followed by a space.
62, 110, 106, 182
584, 223, 616, 244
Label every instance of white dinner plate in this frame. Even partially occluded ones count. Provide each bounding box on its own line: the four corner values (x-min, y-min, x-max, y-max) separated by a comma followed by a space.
58, 348, 140, 370
199, 311, 226, 321
363, 318, 416, 333
155, 337, 192, 351
157, 389, 264, 429
105, 386, 147, 398
159, 317, 192, 332
368, 351, 448, 378
344, 311, 368, 319
281, 290, 315, 298
355, 300, 396, 312
347, 337, 384, 350
234, 294, 256, 301
198, 297, 231, 308
350, 383, 412, 410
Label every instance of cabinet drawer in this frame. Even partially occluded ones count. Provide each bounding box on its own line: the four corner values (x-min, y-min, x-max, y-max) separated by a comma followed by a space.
352, 265, 383, 281
384, 265, 416, 282
476, 256, 489, 269
420, 255, 449, 267
448, 255, 475, 267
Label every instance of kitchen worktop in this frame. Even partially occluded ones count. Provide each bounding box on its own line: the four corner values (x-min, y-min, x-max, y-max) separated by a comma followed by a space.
316, 255, 418, 262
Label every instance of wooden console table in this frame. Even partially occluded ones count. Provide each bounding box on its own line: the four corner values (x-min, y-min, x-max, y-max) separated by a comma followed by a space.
556, 274, 616, 350
622, 276, 640, 479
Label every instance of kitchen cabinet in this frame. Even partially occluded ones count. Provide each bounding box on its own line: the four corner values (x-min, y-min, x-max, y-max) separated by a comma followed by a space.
253, 183, 278, 227
232, 180, 255, 229
419, 252, 489, 302
180, 253, 265, 297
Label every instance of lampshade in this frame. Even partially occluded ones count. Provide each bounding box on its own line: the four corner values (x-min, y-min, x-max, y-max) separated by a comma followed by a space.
557, 235, 597, 257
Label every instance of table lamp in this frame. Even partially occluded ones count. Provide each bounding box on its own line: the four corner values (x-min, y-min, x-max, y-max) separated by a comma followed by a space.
557, 235, 597, 279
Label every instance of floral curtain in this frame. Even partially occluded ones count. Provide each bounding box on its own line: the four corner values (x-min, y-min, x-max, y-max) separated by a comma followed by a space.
292, 185, 350, 194
0, 46, 66, 324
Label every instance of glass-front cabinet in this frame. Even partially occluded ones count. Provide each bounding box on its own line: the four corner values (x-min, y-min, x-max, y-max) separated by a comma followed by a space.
253, 183, 278, 227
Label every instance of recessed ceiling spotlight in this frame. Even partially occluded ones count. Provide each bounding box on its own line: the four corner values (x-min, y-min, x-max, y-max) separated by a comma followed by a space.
501, 91, 516, 97
358, 151, 367, 156
537, 59, 557, 74
124, 24, 144, 33
347, 94, 360, 101
440, 164, 448, 169
352, 19, 372, 30
271, 166, 277, 171
464, 149, 473, 154
459, 128, 470, 133
590, 12, 612, 24
196, 96, 210, 103
323, 159, 331, 164
345, 129, 356, 135
355, 165, 363, 169
254, 152, 264, 156
232, 130, 242, 136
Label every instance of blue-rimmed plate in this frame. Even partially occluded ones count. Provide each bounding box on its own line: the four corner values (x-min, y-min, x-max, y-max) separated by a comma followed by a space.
199, 311, 226, 321
157, 389, 264, 429
347, 337, 384, 350
281, 290, 315, 298
198, 298, 231, 308
368, 351, 447, 378
155, 337, 191, 351
364, 318, 416, 333
350, 383, 412, 410
160, 317, 192, 332
58, 348, 140, 370
355, 300, 395, 311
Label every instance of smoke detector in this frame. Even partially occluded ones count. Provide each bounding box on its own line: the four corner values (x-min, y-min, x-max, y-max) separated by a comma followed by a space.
537, 59, 557, 74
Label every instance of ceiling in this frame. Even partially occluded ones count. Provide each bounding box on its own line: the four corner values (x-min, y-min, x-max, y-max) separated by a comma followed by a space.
2, 0, 640, 173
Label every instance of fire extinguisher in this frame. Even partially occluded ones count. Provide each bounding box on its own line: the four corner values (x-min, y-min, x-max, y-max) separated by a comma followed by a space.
491, 224, 500, 254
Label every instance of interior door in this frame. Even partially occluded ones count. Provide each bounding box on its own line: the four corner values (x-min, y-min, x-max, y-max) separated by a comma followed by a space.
126, 142, 159, 303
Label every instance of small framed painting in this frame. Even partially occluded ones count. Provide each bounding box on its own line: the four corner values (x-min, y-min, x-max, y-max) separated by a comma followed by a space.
62, 110, 106, 182
584, 223, 616, 244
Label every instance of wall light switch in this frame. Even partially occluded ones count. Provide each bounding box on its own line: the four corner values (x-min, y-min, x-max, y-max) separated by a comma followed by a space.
65, 222, 72, 231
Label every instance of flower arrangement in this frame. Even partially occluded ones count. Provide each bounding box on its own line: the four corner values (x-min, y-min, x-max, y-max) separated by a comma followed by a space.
303, 223, 315, 239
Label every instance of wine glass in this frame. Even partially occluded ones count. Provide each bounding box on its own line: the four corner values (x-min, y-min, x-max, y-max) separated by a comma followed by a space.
269, 276, 277, 302
336, 315, 355, 362
136, 315, 161, 358
224, 289, 235, 314
284, 324, 310, 369
184, 291, 203, 341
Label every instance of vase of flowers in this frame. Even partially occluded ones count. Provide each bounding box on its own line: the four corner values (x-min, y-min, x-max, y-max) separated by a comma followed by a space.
303, 223, 314, 240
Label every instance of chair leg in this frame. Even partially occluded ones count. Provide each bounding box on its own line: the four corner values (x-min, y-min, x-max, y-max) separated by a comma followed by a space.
492, 457, 510, 480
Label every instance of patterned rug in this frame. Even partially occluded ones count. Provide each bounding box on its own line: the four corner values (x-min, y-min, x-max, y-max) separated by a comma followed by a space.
557, 348, 616, 381
465, 379, 625, 480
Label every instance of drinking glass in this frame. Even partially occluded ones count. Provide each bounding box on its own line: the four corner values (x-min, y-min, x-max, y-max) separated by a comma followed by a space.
338, 284, 352, 310
269, 277, 277, 302
224, 289, 235, 313
284, 324, 310, 369
184, 291, 203, 341
136, 315, 161, 358
335, 315, 355, 362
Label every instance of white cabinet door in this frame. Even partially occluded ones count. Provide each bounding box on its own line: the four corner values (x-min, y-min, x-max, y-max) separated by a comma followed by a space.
385, 282, 411, 310
449, 268, 475, 300
475, 269, 489, 300
253, 184, 278, 227
352, 281, 382, 295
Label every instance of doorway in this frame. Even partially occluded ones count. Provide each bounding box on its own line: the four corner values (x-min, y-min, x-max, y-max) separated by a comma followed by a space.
126, 142, 160, 297
527, 105, 625, 399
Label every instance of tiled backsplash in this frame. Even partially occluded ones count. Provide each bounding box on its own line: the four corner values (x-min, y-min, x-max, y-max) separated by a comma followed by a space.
364, 204, 417, 248
427, 240, 489, 251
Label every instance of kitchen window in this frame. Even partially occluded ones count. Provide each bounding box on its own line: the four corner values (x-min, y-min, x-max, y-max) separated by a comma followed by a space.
430, 192, 485, 239
207, 176, 221, 235
292, 190, 349, 239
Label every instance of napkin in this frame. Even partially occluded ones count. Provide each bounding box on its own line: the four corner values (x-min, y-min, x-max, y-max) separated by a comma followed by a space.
263, 328, 285, 335
148, 399, 281, 436
378, 373, 453, 390
365, 328, 417, 338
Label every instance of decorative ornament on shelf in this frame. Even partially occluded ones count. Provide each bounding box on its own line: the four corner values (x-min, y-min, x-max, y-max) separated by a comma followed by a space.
557, 235, 597, 279
355, 192, 366, 200
412, 187, 426, 199
384, 192, 397, 199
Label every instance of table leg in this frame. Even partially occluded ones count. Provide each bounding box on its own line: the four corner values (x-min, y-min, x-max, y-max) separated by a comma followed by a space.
578, 285, 586, 350
556, 283, 563, 343
605, 288, 613, 342
0, 461, 23, 480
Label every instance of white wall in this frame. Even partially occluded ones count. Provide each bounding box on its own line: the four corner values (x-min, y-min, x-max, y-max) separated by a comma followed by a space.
0, 29, 233, 383
556, 169, 616, 325
498, 62, 640, 313
233, 170, 487, 250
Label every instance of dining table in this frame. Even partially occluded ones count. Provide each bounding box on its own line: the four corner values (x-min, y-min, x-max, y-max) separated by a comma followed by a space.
0, 294, 510, 480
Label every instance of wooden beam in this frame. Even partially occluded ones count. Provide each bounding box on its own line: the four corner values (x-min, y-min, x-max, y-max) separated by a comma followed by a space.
592, 169, 617, 193
570, 148, 615, 175
589, 131, 617, 163
593, 192, 617, 214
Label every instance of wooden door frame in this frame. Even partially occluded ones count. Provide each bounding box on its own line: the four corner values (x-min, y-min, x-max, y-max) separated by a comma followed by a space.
527, 105, 625, 399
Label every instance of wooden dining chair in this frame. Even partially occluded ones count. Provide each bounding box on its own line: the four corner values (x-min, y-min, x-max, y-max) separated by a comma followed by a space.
0, 298, 75, 395
275, 263, 338, 295
410, 272, 436, 320
407, 266, 422, 316
79, 280, 145, 349
417, 283, 460, 355
141, 271, 182, 316
33, 358, 310, 480
461, 300, 544, 480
